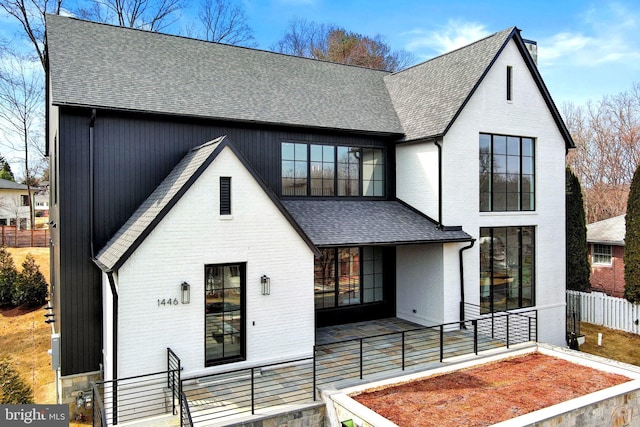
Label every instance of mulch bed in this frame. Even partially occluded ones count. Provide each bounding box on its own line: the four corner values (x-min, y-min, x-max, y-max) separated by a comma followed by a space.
352, 352, 630, 427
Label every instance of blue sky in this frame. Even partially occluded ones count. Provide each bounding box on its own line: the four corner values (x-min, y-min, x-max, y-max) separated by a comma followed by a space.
232, 0, 639, 107
0, 0, 637, 108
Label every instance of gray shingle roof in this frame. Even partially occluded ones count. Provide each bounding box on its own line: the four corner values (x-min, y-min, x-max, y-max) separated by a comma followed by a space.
95, 136, 320, 271
46, 15, 403, 135
384, 27, 515, 142
95, 137, 226, 271
282, 200, 471, 246
587, 215, 625, 246
0, 179, 29, 191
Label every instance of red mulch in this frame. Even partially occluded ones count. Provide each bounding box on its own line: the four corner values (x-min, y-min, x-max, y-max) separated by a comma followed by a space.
352, 353, 630, 427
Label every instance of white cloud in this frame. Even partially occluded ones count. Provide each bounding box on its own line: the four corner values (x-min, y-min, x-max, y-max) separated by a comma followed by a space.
539, 2, 640, 68
403, 20, 491, 57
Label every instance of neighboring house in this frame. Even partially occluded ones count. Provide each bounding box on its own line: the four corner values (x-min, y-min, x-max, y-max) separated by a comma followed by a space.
0, 178, 32, 230
587, 215, 626, 298
46, 15, 573, 406
34, 182, 50, 217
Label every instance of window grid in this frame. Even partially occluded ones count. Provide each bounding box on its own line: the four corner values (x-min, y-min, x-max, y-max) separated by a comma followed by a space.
480, 226, 535, 313
282, 142, 384, 198
479, 133, 535, 212
314, 246, 383, 310
592, 244, 612, 265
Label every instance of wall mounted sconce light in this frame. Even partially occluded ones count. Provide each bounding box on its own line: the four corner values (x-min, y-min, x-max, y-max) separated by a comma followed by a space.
261, 275, 270, 295
181, 282, 190, 304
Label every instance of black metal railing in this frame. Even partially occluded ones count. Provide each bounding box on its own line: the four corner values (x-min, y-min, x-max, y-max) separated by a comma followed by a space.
566, 291, 581, 340
314, 309, 537, 395
180, 391, 193, 427
167, 347, 182, 420
92, 383, 107, 427
182, 357, 314, 425
463, 302, 538, 343
93, 369, 181, 425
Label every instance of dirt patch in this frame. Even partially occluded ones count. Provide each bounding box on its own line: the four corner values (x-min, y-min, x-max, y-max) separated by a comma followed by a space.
352, 353, 630, 427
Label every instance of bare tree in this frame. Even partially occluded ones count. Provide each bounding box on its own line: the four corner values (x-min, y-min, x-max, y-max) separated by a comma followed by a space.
565, 83, 640, 223
193, 0, 254, 46
77, 0, 183, 31
0, 53, 43, 238
0, 0, 64, 70
273, 17, 415, 72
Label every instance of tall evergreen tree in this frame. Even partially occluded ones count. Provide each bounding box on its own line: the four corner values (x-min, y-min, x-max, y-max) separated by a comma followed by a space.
0, 246, 17, 307
0, 156, 14, 181
566, 167, 591, 291
625, 164, 640, 303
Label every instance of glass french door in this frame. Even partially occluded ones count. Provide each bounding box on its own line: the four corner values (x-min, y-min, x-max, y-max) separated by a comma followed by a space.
205, 263, 244, 366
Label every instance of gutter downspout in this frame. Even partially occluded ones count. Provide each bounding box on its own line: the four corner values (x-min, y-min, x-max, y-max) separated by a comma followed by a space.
106, 271, 118, 424
89, 109, 97, 258
434, 140, 443, 229
459, 239, 476, 323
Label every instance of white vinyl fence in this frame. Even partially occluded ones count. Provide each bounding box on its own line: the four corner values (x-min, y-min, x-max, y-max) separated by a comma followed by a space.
568, 290, 640, 335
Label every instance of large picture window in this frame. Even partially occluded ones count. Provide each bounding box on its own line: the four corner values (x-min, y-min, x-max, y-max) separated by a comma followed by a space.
282, 142, 384, 197
314, 246, 384, 309
480, 133, 535, 211
205, 263, 244, 366
480, 226, 534, 313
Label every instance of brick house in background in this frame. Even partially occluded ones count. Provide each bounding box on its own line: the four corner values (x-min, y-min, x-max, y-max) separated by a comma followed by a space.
587, 215, 626, 298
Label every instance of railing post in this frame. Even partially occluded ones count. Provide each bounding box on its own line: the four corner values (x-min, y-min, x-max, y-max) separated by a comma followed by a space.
473, 320, 478, 355
251, 367, 255, 415
113, 379, 118, 425
439, 324, 444, 362
506, 314, 510, 348
359, 339, 364, 379
528, 316, 532, 342
491, 310, 495, 338
401, 331, 405, 371
312, 346, 317, 401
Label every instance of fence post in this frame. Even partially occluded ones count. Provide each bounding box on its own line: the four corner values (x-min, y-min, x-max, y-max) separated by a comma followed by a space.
312, 346, 317, 401
473, 320, 478, 355
506, 315, 510, 348
359, 339, 364, 379
251, 367, 255, 415
401, 331, 405, 371
439, 324, 444, 362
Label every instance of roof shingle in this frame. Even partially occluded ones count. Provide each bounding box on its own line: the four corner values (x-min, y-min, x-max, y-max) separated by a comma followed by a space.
282, 200, 471, 246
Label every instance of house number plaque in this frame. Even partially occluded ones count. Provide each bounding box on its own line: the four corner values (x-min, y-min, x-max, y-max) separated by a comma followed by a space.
158, 298, 179, 306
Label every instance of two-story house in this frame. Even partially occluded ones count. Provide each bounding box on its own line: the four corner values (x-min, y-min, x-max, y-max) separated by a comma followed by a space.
46, 15, 573, 405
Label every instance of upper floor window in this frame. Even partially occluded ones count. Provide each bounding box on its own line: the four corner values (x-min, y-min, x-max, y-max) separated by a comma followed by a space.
506, 66, 513, 101
220, 177, 231, 215
480, 133, 535, 212
282, 142, 384, 197
592, 244, 612, 265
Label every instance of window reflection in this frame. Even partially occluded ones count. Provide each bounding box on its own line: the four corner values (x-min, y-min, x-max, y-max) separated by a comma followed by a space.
480, 227, 534, 313
205, 264, 243, 365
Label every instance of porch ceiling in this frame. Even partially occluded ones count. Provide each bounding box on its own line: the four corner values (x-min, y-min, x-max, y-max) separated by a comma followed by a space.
282, 200, 471, 247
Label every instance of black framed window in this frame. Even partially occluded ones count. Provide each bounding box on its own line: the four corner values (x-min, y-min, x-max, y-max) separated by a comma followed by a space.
314, 246, 384, 309
282, 142, 308, 196
480, 133, 535, 212
281, 142, 384, 197
310, 144, 335, 196
480, 226, 535, 313
205, 263, 245, 366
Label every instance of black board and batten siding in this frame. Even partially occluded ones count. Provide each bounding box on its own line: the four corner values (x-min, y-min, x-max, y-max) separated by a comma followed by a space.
54, 107, 397, 376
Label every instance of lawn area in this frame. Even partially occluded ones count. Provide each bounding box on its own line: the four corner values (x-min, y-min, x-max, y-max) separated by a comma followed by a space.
0, 247, 55, 404
579, 322, 640, 366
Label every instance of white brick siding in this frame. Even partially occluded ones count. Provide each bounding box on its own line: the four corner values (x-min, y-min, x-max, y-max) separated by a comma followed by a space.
396, 39, 567, 346
111, 146, 315, 378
